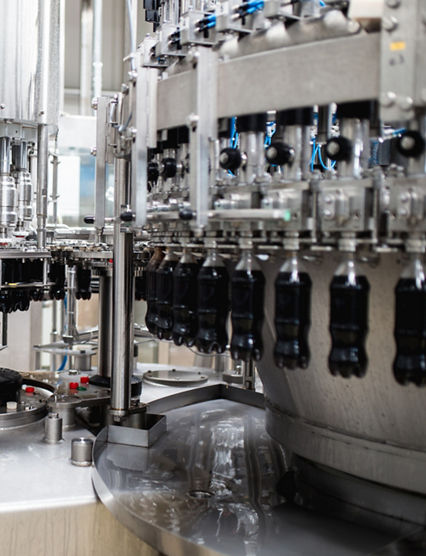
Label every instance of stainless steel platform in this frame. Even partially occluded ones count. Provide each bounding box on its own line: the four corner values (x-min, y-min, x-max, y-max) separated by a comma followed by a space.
92, 398, 406, 556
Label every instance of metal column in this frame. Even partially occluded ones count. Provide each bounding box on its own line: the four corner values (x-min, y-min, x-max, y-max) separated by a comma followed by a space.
110, 158, 134, 419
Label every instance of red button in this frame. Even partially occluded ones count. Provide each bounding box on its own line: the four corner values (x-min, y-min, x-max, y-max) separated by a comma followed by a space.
69, 382, 79, 390
25, 386, 35, 394
80, 376, 89, 384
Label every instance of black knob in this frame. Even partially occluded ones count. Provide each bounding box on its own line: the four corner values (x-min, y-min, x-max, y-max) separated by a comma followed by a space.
160, 157, 177, 178
265, 142, 294, 166
179, 208, 194, 221
148, 161, 159, 182
396, 130, 425, 158
219, 148, 241, 171
325, 136, 352, 162
84, 215, 95, 224
120, 210, 134, 222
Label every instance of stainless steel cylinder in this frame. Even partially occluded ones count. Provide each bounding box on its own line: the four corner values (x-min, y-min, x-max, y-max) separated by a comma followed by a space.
36, 125, 49, 248
0, 137, 17, 231
71, 437, 93, 467
13, 142, 33, 226
63, 267, 77, 343
110, 158, 135, 419
44, 412, 63, 444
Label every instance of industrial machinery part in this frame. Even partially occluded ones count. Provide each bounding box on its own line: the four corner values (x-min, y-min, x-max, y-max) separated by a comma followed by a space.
71, 437, 94, 467
44, 412, 63, 444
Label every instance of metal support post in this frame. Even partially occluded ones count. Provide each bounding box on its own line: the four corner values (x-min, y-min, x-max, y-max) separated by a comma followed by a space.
36, 124, 49, 249
189, 47, 217, 230
111, 158, 135, 419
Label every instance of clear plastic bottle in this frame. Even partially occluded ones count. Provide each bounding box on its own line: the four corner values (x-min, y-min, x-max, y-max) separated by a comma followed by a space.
274, 255, 312, 370
230, 251, 265, 361
156, 248, 178, 340
393, 255, 426, 386
328, 256, 370, 378
145, 247, 164, 335
196, 250, 229, 354
172, 249, 199, 347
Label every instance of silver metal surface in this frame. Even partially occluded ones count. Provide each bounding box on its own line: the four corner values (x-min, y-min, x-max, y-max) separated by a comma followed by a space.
36, 124, 48, 248
111, 157, 134, 418
71, 437, 94, 467
93, 398, 398, 556
106, 412, 167, 448
94, 96, 109, 233
44, 412, 63, 444
157, 34, 380, 130
143, 369, 209, 386
0, 0, 59, 125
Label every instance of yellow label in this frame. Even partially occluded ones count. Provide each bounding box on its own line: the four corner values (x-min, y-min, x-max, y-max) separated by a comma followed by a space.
390, 41, 406, 51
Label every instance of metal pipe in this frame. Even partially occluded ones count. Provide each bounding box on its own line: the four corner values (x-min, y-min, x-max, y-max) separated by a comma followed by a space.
111, 158, 134, 419
80, 0, 93, 115
36, 124, 49, 248
0, 137, 11, 175
92, 0, 103, 100
63, 266, 77, 344
242, 360, 255, 391
98, 272, 113, 378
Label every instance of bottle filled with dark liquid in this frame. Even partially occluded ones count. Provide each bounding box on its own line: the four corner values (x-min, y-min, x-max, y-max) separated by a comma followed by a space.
328, 257, 370, 378
145, 247, 164, 334
274, 256, 312, 370
76, 267, 92, 300
196, 250, 229, 354
172, 249, 199, 347
393, 256, 426, 386
156, 248, 178, 340
230, 251, 265, 362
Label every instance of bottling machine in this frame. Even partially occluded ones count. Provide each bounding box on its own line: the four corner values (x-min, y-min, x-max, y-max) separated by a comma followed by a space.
1, 0, 426, 554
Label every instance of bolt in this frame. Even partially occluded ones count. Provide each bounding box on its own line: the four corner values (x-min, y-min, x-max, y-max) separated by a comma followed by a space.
90, 147, 97, 156
187, 113, 199, 129
380, 91, 396, 107
400, 135, 416, 150
382, 16, 398, 31
398, 96, 414, 111
0, 104, 5, 110
121, 83, 129, 95
91, 97, 99, 110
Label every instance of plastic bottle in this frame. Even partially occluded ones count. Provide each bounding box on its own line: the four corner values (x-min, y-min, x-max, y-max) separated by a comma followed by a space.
393, 256, 426, 386
274, 256, 312, 370
230, 251, 265, 361
328, 257, 370, 378
145, 247, 164, 334
172, 249, 199, 346
156, 249, 178, 340
196, 250, 229, 354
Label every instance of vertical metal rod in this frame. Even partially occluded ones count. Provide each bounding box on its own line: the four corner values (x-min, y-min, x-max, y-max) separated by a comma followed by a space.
63, 267, 77, 343
98, 272, 113, 378
36, 125, 49, 249
242, 360, 255, 391
111, 158, 134, 418
92, 0, 103, 101
50, 300, 58, 372
80, 0, 93, 116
